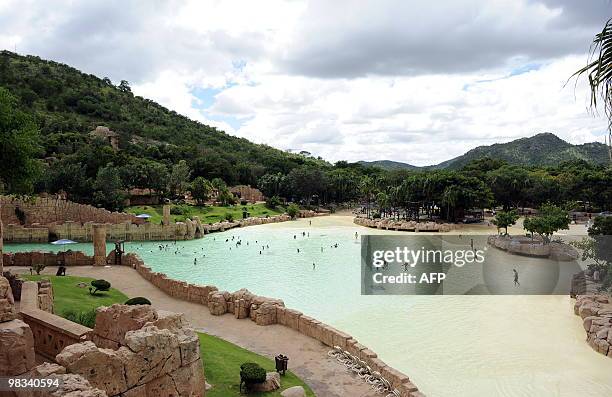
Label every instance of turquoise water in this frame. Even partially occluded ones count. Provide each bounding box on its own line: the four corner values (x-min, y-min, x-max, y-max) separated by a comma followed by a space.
6, 216, 612, 397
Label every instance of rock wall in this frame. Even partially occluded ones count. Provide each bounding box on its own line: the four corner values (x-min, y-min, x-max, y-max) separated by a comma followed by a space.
487, 235, 579, 261
4, 213, 295, 243
354, 217, 453, 232
128, 254, 421, 397
573, 294, 612, 358
0, 196, 142, 226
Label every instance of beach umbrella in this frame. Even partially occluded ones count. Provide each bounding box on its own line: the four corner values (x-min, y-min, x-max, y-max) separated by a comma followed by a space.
51, 238, 77, 254
51, 239, 77, 246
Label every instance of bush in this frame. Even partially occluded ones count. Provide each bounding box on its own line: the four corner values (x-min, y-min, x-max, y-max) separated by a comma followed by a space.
286, 203, 300, 218
170, 205, 188, 215
31, 264, 46, 275
240, 362, 266, 385
224, 212, 234, 222
63, 308, 97, 328
266, 195, 282, 209
125, 297, 151, 305
89, 279, 111, 295
240, 199, 248, 205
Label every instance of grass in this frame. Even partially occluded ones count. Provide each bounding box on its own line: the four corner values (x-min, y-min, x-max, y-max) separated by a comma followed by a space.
21, 274, 128, 314
20, 275, 313, 396
126, 203, 286, 225
199, 333, 314, 397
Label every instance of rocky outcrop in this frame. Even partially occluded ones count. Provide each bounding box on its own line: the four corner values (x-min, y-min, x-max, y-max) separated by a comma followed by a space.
354, 217, 453, 232
57, 304, 205, 397
0, 318, 35, 376
574, 294, 612, 358
92, 304, 158, 349
206, 288, 285, 325
0, 276, 16, 322
487, 235, 578, 261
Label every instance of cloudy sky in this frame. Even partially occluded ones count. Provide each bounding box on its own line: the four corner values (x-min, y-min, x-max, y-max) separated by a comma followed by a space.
0, 0, 609, 165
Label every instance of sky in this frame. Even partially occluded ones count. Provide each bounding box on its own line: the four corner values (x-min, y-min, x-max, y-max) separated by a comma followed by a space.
0, 0, 610, 165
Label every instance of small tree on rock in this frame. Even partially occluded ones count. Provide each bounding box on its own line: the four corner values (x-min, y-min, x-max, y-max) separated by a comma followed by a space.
492, 209, 519, 235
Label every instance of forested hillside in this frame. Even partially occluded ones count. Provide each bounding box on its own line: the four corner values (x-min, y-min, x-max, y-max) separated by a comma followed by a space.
0, 51, 610, 217
0, 50, 325, 188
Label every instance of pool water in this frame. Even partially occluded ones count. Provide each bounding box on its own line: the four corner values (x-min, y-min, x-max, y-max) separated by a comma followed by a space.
6, 216, 612, 397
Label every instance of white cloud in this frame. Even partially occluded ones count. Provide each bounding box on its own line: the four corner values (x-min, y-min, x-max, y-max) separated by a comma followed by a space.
0, 0, 608, 165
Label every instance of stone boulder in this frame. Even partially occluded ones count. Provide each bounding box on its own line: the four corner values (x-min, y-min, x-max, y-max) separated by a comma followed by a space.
121, 326, 181, 385
208, 291, 228, 315
0, 276, 16, 322
50, 373, 108, 397
56, 341, 128, 396
281, 385, 306, 397
93, 304, 158, 347
250, 371, 281, 392
0, 319, 35, 376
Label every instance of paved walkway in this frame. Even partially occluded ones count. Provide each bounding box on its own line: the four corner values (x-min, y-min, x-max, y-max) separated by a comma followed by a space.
10, 265, 378, 397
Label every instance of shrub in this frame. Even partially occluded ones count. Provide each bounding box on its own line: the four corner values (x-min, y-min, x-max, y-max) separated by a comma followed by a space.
240, 362, 266, 385
224, 212, 234, 222
286, 203, 300, 218
170, 205, 188, 215
31, 264, 46, 275
125, 297, 151, 305
240, 199, 248, 205
89, 279, 111, 295
266, 195, 282, 209
63, 308, 97, 328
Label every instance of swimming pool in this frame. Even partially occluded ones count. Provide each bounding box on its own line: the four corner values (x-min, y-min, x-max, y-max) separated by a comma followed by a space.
6, 216, 612, 396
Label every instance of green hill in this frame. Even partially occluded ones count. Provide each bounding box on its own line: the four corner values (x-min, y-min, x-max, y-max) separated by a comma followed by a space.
361, 133, 610, 171
435, 133, 609, 169
357, 160, 420, 170
0, 50, 326, 187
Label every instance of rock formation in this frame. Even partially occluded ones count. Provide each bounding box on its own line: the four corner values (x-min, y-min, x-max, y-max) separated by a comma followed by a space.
574, 294, 612, 358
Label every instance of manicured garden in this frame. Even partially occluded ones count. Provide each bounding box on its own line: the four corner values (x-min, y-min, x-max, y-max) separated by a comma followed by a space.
126, 203, 286, 224
20, 274, 313, 396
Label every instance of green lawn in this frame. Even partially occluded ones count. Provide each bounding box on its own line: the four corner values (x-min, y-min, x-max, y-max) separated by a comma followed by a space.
20, 275, 313, 396
126, 203, 286, 224
199, 333, 314, 397
21, 274, 128, 315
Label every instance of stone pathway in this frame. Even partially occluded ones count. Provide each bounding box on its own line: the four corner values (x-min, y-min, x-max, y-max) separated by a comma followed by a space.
10, 265, 378, 397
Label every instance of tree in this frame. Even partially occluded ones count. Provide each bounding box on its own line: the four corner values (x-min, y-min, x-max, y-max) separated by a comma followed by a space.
93, 165, 126, 211
491, 210, 519, 235
217, 187, 235, 206
286, 203, 300, 218
169, 160, 191, 197
523, 203, 570, 243
191, 176, 212, 205
89, 279, 111, 295
0, 87, 42, 193
118, 80, 131, 93
572, 216, 612, 291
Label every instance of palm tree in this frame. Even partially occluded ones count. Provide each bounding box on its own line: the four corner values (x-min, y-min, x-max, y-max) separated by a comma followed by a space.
573, 18, 612, 163
359, 176, 375, 219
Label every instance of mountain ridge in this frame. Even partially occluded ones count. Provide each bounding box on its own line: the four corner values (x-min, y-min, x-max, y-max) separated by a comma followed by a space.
359, 133, 610, 170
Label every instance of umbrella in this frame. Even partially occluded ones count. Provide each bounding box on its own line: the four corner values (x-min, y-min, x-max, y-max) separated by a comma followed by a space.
51, 239, 77, 245
135, 214, 152, 219
50, 239, 78, 267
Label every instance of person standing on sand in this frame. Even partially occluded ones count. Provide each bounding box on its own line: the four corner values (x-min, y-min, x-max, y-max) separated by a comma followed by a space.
513, 269, 520, 287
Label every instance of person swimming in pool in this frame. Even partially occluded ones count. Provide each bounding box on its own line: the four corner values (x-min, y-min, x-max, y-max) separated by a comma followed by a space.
513, 269, 520, 286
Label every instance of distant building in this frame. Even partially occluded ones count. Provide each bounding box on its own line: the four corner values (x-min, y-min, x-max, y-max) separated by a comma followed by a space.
90, 126, 119, 150
229, 185, 264, 202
